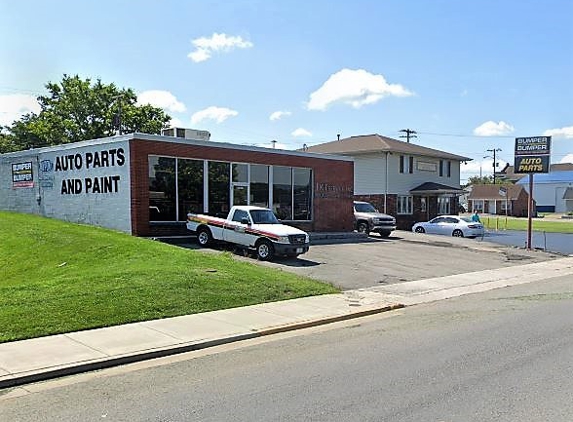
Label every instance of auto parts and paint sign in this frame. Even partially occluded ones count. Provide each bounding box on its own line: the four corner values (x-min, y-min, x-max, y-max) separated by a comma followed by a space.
12, 162, 34, 188
54, 147, 126, 194
514, 136, 551, 173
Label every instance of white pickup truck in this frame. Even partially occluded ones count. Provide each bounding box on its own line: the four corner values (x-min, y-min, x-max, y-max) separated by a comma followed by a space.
186, 206, 310, 260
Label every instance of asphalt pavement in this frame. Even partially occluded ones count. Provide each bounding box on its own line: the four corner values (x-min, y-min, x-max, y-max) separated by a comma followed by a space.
2, 254, 573, 390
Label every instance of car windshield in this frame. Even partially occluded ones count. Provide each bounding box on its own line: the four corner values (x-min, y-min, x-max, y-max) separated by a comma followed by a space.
355, 203, 377, 213
250, 209, 280, 224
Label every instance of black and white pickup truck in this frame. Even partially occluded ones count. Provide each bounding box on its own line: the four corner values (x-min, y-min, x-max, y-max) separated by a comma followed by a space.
186, 206, 310, 260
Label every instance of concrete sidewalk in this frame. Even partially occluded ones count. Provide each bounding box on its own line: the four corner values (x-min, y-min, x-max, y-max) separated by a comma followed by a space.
1, 256, 573, 389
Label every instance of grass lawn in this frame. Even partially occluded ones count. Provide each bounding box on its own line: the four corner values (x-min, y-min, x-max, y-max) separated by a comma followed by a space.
481, 215, 573, 233
0, 211, 338, 343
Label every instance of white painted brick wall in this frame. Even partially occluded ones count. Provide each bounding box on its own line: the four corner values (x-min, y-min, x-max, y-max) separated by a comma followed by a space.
0, 139, 132, 233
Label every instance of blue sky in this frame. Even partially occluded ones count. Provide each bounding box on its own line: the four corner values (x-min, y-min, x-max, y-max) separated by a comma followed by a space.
1, 0, 572, 181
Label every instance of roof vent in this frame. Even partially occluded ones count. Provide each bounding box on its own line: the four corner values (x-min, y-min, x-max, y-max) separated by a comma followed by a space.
161, 127, 211, 141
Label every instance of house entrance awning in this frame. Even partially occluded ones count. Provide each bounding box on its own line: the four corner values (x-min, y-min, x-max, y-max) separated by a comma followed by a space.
410, 182, 466, 195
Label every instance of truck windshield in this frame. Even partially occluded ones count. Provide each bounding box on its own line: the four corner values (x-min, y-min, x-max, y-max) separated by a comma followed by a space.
355, 203, 377, 213
250, 210, 280, 224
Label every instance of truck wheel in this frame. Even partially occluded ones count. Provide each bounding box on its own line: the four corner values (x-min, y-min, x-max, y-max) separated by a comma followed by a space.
256, 239, 274, 261
357, 222, 369, 234
196, 227, 212, 247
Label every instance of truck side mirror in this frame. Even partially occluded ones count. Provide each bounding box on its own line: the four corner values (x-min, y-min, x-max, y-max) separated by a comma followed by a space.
241, 217, 250, 225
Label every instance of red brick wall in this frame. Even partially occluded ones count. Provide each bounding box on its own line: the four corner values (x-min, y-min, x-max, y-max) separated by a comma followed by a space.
129, 139, 354, 236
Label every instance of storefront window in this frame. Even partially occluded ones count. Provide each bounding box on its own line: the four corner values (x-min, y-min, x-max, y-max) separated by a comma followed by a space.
208, 161, 230, 217
397, 195, 413, 215
293, 168, 312, 220
178, 159, 204, 220
273, 166, 292, 220
149, 156, 176, 221
250, 165, 269, 207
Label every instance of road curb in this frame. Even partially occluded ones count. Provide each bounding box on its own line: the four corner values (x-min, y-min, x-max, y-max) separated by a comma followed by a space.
0, 302, 405, 390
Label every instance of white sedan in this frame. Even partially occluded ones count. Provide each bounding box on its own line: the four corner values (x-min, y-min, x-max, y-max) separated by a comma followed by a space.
412, 215, 484, 238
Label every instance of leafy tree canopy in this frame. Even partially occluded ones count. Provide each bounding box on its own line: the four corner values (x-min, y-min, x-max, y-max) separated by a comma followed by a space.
1, 74, 171, 152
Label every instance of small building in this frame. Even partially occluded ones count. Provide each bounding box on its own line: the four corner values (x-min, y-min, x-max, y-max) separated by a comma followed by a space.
516, 170, 573, 213
305, 134, 470, 229
0, 132, 355, 236
467, 184, 532, 217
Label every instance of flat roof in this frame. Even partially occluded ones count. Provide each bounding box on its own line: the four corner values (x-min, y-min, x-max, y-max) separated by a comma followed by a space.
0, 133, 354, 163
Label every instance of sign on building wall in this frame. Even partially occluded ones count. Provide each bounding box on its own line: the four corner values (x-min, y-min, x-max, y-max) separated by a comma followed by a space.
514, 136, 551, 173
12, 162, 34, 188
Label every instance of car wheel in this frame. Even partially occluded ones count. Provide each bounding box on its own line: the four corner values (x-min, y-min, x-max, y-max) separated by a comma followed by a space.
357, 222, 369, 233
196, 227, 212, 247
452, 229, 464, 237
415, 226, 425, 234
256, 239, 274, 261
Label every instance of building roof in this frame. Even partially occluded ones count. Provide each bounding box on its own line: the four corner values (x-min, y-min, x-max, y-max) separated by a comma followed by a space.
468, 184, 526, 200
304, 134, 471, 161
409, 182, 465, 195
0, 132, 353, 163
516, 170, 573, 185
500, 163, 573, 181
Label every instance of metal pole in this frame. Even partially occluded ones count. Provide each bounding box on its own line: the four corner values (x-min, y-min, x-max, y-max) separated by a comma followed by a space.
527, 174, 533, 250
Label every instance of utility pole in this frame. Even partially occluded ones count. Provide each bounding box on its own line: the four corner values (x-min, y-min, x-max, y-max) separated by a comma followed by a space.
112, 95, 123, 135
486, 148, 502, 184
399, 129, 417, 143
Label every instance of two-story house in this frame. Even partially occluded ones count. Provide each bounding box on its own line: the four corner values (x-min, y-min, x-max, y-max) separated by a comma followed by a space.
305, 134, 471, 229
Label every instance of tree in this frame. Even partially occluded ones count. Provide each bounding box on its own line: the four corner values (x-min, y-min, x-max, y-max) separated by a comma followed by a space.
4, 75, 171, 151
464, 175, 494, 187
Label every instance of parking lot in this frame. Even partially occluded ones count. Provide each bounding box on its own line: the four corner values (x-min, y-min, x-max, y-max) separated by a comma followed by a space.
181, 231, 561, 291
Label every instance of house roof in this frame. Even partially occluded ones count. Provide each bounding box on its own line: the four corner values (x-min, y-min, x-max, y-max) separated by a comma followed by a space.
304, 134, 471, 161
409, 182, 465, 195
516, 170, 573, 184
468, 184, 526, 200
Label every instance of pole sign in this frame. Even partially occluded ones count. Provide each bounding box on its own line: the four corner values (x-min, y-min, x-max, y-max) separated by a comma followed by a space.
514, 136, 551, 173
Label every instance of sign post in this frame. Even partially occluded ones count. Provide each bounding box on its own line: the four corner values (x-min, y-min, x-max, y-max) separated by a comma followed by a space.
514, 136, 551, 250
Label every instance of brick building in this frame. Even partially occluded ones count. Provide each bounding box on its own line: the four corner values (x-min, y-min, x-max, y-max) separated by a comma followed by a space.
468, 184, 532, 217
0, 132, 354, 236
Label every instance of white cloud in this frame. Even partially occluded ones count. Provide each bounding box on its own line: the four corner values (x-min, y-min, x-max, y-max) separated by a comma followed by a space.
269, 110, 292, 121
168, 117, 184, 128
543, 126, 573, 139
0, 94, 41, 126
307, 68, 414, 111
460, 158, 507, 181
291, 128, 312, 137
137, 90, 186, 113
560, 154, 573, 164
473, 121, 515, 136
188, 33, 253, 63
191, 106, 238, 125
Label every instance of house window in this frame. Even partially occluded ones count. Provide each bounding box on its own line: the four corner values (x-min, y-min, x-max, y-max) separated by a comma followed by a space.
438, 196, 451, 214
397, 195, 413, 215
439, 160, 444, 177
472, 200, 484, 212
447, 161, 451, 178
149, 156, 176, 221
400, 155, 414, 174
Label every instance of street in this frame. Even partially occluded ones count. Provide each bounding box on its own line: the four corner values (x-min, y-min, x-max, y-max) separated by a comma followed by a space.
2, 275, 572, 421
